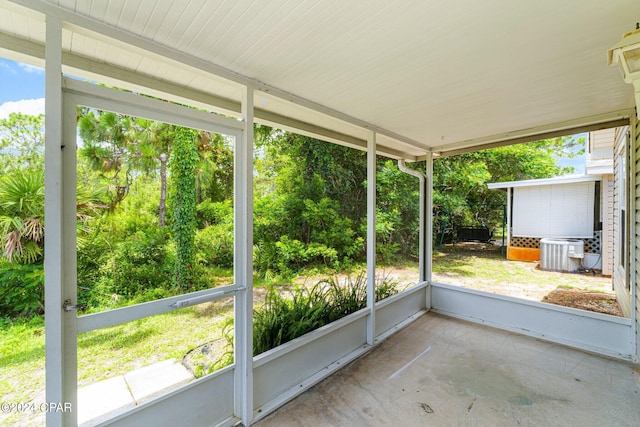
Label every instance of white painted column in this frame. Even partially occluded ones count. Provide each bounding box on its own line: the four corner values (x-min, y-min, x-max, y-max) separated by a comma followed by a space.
235, 86, 254, 424
419, 172, 426, 282
45, 15, 77, 427
367, 131, 376, 345
630, 115, 638, 361
506, 187, 512, 249
425, 153, 433, 307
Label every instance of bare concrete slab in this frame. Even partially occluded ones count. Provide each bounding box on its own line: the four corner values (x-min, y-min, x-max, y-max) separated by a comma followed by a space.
124, 359, 193, 404
77, 376, 135, 426
256, 312, 640, 426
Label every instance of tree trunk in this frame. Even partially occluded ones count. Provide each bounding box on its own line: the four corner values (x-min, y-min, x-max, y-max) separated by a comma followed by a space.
159, 153, 168, 227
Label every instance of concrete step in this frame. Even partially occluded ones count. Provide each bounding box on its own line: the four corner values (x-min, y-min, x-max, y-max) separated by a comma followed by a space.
78, 359, 194, 426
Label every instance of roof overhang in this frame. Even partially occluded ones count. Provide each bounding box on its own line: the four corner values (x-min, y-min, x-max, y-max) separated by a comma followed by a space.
1, 0, 639, 159
488, 174, 601, 190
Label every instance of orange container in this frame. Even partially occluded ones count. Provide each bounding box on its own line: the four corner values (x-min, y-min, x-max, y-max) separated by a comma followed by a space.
507, 246, 540, 262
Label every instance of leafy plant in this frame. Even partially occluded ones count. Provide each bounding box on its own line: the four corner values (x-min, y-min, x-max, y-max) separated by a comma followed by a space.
195, 202, 233, 269
253, 283, 329, 355
251, 273, 401, 355
171, 127, 199, 290
0, 168, 45, 264
0, 261, 44, 317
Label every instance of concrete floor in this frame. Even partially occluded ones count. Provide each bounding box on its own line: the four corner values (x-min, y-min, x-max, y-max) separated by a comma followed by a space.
256, 313, 640, 427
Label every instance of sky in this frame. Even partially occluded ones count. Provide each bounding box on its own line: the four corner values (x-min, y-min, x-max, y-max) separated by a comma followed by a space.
0, 57, 585, 174
0, 58, 45, 119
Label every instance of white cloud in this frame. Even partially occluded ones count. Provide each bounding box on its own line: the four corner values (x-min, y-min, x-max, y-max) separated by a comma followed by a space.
0, 61, 17, 74
0, 98, 45, 120
18, 63, 44, 74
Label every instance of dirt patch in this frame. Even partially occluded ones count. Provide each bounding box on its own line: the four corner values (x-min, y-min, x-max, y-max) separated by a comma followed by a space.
182, 338, 229, 377
542, 289, 623, 317
432, 243, 625, 317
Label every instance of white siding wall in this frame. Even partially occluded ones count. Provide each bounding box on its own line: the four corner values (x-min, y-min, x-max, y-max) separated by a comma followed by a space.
589, 128, 615, 159
601, 174, 614, 276
613, 125, 631, 318
632, 116, 640, 359
512, 182, 594, 238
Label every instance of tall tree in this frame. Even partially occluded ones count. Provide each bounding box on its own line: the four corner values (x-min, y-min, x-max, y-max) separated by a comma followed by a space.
131, 118, 173, 226
78, 110, 177, 225
171, 127, 199, 290
0, 112, 45, 172
78, 110, 134, 208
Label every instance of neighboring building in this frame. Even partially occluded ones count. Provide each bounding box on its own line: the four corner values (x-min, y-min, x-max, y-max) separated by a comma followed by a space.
488, 127, 627, 278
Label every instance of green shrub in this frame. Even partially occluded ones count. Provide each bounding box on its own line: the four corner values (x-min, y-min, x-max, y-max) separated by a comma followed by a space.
253, 241, 279, 277
109, 228, 173, 298
275, 236, 338, 272
0, 261, 44, 317
302, 198, 364, 259
196, 199, 232, 228
195, 223, 233, 269
253, 284, 329, 355
251, 273, 401, 355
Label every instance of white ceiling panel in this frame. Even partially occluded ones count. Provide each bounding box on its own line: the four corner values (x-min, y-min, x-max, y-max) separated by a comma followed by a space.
1, 0, 639, 158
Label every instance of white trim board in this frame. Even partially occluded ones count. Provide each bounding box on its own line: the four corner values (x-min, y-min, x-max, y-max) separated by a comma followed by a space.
430, 283, 633, 360
488, 174, 601, 190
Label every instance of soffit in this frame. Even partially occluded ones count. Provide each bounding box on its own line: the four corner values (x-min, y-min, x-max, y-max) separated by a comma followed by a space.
1, 0, 639, 158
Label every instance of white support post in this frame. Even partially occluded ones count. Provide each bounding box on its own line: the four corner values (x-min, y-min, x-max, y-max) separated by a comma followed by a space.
506, 187, 512, 249
425, 153, 433, 308
235, 86, 254, 424
630, 115, 638, 361
45, 15, 77, 427
367, 131, 376, 345
418, 174, 426, 282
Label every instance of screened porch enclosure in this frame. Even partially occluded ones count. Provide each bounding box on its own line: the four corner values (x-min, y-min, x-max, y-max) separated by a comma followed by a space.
1, 1, 640, 426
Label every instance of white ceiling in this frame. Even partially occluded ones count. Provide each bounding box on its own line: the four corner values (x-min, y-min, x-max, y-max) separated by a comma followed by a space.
1, 0, 639, 159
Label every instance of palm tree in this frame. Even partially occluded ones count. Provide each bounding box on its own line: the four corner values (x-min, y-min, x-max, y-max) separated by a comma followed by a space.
0, 167, 107, 264
78, 110, 176, 226
78, 110, 134, 208
132, 118, 173, 227
0, 168, 45, 263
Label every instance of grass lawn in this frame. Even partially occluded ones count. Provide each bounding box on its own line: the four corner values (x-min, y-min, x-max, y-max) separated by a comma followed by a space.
0, 298, 232, 426
432, 243, 614, 301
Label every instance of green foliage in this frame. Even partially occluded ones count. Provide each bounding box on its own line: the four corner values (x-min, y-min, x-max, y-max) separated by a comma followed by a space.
302, 198, 364, 258
0, 168, 45, 263
253, 284, 329, 355
108, 229, 173, 298
78, 110, 134, 207
195, 222, 234, 269
171, 127, 199, 290
433, 136, 584, 242
0, 109, 583, 320
252, 274, 401, 355
0, 261, 44, 317
274, 236, 338, 272
253, 130, 368, 275
195, 133, 234, 204
196, 199, 233, 228
0, 113, 44, 172
375, 159, 422, 262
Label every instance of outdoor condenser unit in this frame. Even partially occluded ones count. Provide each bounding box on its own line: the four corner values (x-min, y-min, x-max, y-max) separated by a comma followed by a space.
540, 238, 584, 273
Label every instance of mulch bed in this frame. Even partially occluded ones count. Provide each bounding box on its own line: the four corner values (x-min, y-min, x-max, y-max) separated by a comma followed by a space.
542, 289, 623, 317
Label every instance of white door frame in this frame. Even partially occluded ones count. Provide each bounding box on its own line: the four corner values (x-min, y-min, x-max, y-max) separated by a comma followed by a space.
46, 76, 245, 426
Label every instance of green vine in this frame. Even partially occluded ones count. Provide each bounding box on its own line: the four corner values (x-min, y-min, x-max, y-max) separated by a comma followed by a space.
170, 127, 199, 290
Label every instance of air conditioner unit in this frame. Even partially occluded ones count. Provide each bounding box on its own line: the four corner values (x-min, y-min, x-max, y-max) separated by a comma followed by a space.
540, 238, 584, 273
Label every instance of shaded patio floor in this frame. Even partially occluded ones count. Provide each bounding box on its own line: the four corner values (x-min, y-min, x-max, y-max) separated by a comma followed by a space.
256, 312, 640, 426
